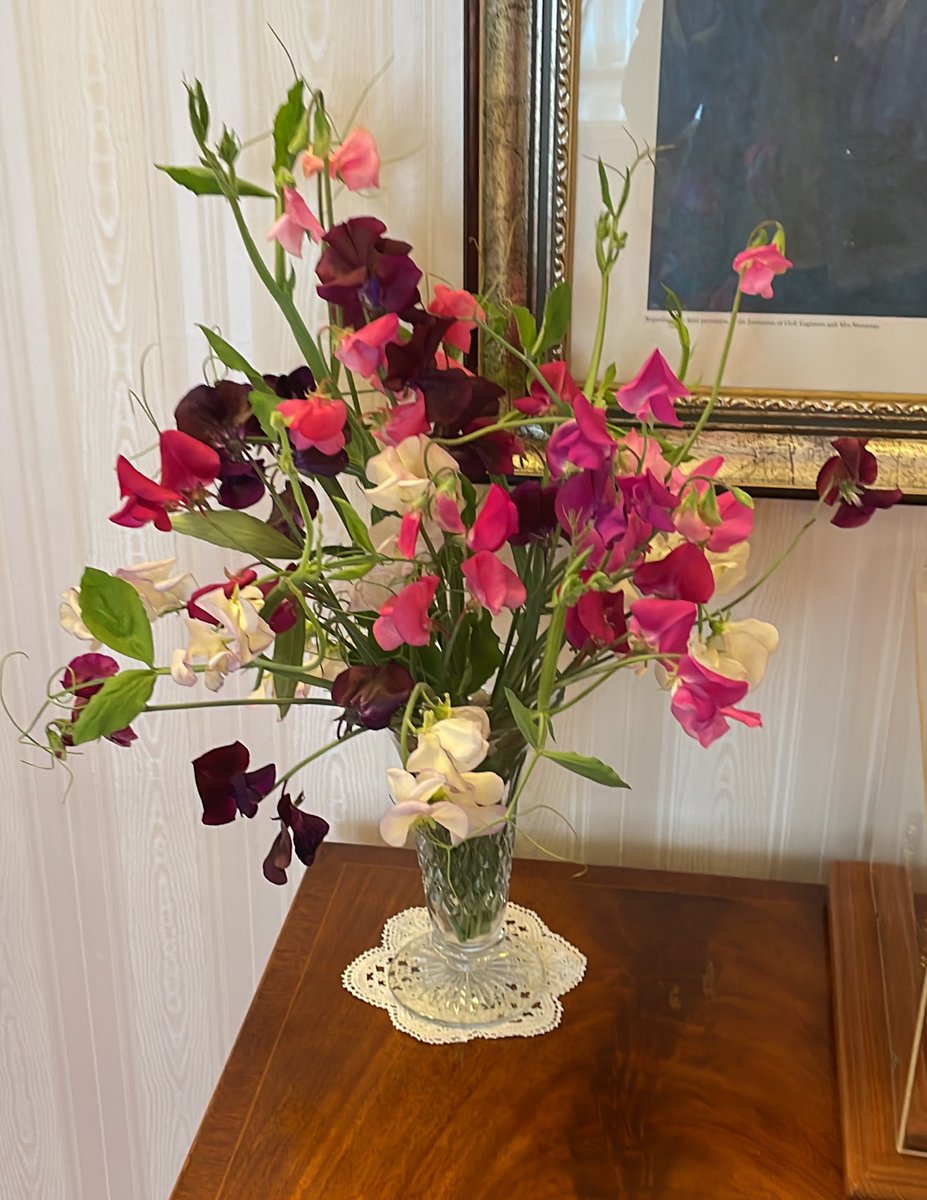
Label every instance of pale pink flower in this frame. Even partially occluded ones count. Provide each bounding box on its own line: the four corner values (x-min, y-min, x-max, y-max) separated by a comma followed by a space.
267, 187, 324, 258
426, 285, 486, 354
329, 128, 380, 191
335, 312, 399, 379
373, 575, 440, 650
462, 550, 527, 615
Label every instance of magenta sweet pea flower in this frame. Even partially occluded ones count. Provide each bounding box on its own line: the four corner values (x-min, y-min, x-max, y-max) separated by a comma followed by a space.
816, 437, 903, 528
514, 361, 581, 417
277, 393, 348, 456
375, 391, 431, 446
670, 656, 762, 748
192, 741, 276, 825
732, 244, 793, 299
467, 483, 520, 552
707, 492, 754, 551
373, 574, 440, 650
616, 349, 689, 427
331, 662, 415, 731
462, 551, 527, 615
335, 312, 399, 379
268, 187, 324, 258
566, 589, 629, 654
547, 393, 617, 477
630, 598, 697, 659
633, 543, 715, 604
426, 285, 486, 355
397, 511, 422, 559
617, 470, 679, 532
555, 467, 627, 566
329, 128, 380, 191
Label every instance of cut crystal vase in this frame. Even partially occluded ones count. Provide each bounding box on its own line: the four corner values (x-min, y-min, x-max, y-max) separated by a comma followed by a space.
386, 821, 545, 1027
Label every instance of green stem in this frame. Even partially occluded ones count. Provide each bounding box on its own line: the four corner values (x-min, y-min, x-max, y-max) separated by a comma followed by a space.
583, 270, 610, 398
276, 727, 366, 792
144, 696, 335, 713
722, 497, 826, 612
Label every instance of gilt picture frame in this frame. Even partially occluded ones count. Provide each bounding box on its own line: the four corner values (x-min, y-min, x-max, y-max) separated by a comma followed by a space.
470, 0, 927, 496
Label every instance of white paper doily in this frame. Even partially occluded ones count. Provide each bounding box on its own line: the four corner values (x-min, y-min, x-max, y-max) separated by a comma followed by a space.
342, 903, 587, 1044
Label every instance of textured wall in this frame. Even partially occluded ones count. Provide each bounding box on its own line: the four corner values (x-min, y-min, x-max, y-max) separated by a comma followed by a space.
1, 1, 925, 1197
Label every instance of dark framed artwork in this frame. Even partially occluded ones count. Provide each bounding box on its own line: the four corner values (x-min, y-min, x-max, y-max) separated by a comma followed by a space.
469, 0, 927, 495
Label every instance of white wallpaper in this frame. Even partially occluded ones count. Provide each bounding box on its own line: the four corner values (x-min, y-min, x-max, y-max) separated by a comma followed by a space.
0, 1, 924, 1196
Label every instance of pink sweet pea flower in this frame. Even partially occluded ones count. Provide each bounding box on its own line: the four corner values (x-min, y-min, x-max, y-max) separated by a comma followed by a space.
277, 394, 348, 455
514, 361, 581, 417
302, 151, 325, 179
616, 349, 689, 427
462, 551, 527, 615
268, 187, 324, 258
335, 312, 400, 379
427, 285, 486, 355
634, 543, 715, 604
670, 655, 762, 748
466, 483, 520, 552
816, 437, 903, 528
630, 598, 697, 659
375, 390, 431, 446
707, 492, 754, 551
547, 393, 617, 477
373, 574, 440, 650
732, 244, 793, 299
397, 511, 422, 559
329, 128, 380, 191
434, 491, 466, 535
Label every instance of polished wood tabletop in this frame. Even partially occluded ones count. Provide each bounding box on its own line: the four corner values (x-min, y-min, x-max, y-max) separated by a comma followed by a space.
170, 844, 843, 1200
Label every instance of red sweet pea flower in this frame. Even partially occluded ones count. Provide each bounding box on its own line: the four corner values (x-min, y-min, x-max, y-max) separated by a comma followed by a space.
634, 543, 715, 604
110, 457, 182, 532
192, 741, 276, 826
278, 394, 348, 456
547, 394, 617, 477
670, 656, 762, 748
331, 662, 415, 730
461, 551, 527, 615
616, 349, 689, 427
630, 598, 697, 659
566, 589, 629, 654
514, 361, 581, 417
732, 244, 793, 299
159, 430, 222, 494
467, 483, 520, 552
816, 437, 903, 528
61, 653, 138, 747
426, 285, 485, 355
110, 430, 220, 531
373, 575, 440, 650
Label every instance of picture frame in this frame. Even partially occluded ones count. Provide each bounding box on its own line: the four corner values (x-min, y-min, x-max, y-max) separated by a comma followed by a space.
467, 0, 927, 496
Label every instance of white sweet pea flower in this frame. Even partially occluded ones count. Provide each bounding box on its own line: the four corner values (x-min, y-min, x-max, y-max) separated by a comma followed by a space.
364, 434, 459, 513
691, 618, 780, 690
379, 768, 470, 847
707, 541, 750, 596
193, 585, 274, 668
406, 706, 491, 781
115, 558, 195, 618
59, 588, 99, 645
171, 620, 232, 691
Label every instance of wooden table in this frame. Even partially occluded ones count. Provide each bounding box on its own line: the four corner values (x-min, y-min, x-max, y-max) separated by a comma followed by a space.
171, 844, 843, 1200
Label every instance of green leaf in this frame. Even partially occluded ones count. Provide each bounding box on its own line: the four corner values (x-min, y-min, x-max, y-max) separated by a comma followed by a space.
504, 687, 542, 750
155, 164, 274, 199
460, 612, 502, 694
542, 750, 629, 787
70, 670, 156, 746
172, 510, 301, 560
513, 306, 538, 356
332, 497, 375, 553
597, 157, 613, 212
196, 326, 276, 395
274, 80, 305, 171
536, 282, 572, 353
249, 389, 282, 440
79, 568, 154, 666
272, 607, 307, 717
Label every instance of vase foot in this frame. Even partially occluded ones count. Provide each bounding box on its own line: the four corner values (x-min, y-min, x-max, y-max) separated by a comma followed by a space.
386, 930, 546, 1028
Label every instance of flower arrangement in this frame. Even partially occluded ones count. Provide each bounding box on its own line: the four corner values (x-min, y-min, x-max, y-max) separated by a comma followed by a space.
13, 78, 904, 897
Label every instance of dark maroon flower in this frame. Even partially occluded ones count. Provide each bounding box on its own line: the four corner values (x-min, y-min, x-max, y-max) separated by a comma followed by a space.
266, 480, 320, 539
816, 437, 903, 528
217, 455, 265, 509
192, 741, 276, 825
383, 316, 454, 391
61, 654, 137, 747
509, 481, 559, 545
566, 589, 629, 654
174, 381, 257, 449
293, 444, 350, 477
634, 543, 715, 604
316, 217, 422, 328
331, 662, 415, 730
266, 366, 316, 400
263, 793, 330, 884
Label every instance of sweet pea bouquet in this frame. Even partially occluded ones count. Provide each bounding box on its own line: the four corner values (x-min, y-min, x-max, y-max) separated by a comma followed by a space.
13, 79, 903, 884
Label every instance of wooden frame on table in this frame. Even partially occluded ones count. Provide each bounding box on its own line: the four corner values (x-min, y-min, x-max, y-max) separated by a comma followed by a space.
467, 0, 927, 496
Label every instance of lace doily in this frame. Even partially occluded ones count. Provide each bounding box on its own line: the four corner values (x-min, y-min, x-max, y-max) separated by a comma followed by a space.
342, 903, 586, 1044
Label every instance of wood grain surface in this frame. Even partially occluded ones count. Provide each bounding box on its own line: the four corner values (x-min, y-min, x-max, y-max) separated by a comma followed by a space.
1, 2, 926, 1196
172, 844, 843, 1200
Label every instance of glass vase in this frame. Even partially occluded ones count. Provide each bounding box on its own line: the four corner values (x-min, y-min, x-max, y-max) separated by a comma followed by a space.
386, 821, 545, 1027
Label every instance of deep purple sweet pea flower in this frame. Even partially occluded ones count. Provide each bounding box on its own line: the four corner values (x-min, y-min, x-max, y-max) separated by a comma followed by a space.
331, 662, 415, 730
816, 437, 903, 528
216, 455, 265, 509
263, 793, 330, 884
634, 543, 715, 604
192, 741, 276, 826
266, 366, 316, 400
174, 380, 257, 448
61, 653, 137, 748
509, 480, 559, 545
316, 217, 422, 328
547, 394, 617, 477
